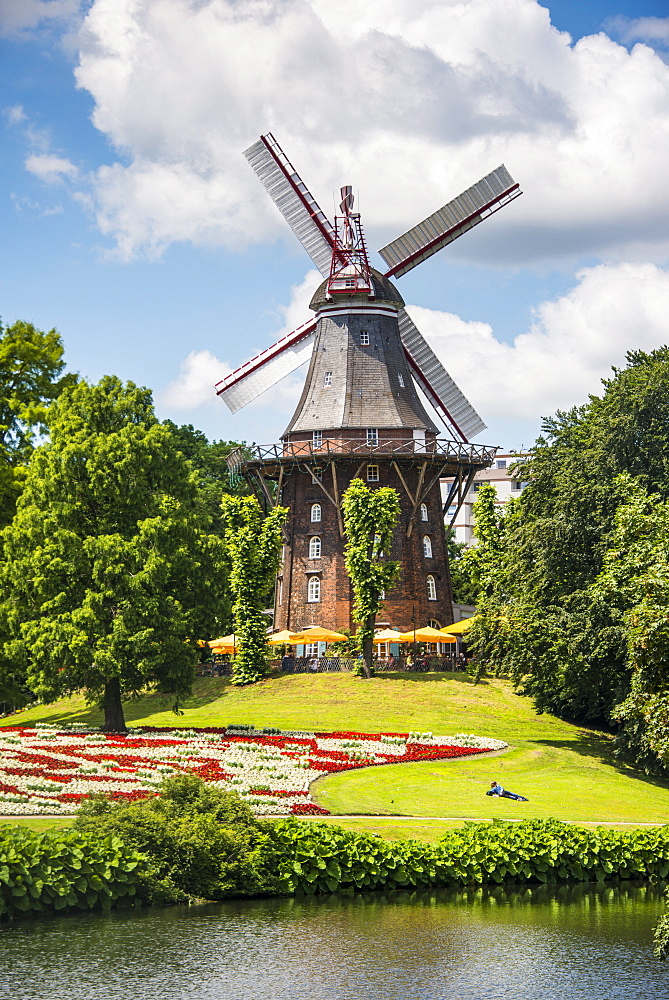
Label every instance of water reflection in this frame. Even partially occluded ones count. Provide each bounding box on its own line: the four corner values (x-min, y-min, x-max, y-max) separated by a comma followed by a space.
1, 884, 668, 999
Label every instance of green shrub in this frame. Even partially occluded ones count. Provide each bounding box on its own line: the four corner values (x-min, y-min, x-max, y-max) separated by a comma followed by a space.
74, 773, 287, 902
268, 818, 669, 895
0, 826, 146, 920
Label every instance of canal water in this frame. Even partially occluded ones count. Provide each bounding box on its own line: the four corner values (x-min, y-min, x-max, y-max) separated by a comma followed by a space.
1, 883, 668, 999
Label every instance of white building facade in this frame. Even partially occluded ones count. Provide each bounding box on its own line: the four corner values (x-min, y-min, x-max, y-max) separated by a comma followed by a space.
441, 453, 530, 546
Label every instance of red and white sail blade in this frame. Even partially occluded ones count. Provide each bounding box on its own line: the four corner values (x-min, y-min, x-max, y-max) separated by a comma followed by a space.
215, 319, 317, 413
398, 309, 486, 442
379, 165, 521, 279
244, 134, 335, 278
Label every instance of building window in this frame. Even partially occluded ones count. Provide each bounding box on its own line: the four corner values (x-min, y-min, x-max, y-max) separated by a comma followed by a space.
360, 330, 370, 345
324, 371, 332, 386
420, 503, 428, 521
398, 373, 405, 387
367, 464, 379, 482
471, 482, 481, 492
496, 460, 507, 469
312, 466, 323, 482
307, 576, 321, 602
427, 575, 437, 601
511, 480, 522, 491
423, 535, 433, 558
305, 642, 319, 656
367, 428, 378, 446
311, 503, 321, 522
313, 430, 322, 448
278, 580, 283, 605
309, 536, 321, 558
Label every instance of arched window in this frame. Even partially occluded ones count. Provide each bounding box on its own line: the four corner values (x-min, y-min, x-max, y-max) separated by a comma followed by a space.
423, 535, 433, 558
311, 503, 321, 522
309, 536, 321, 558
427, 575, 437, 601
307, 576, 321, 603
428, 619, 441, 629
420, 503, 428, 521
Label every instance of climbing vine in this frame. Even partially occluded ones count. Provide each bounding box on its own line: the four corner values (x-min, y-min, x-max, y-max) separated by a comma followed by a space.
341, 478, 401, 678
220, 495, 288, 685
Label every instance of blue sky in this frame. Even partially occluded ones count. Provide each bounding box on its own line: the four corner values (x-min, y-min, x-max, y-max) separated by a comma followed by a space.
1, 0, 669, 451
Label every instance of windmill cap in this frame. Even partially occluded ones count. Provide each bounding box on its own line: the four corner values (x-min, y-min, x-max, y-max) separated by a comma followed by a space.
309, 268, 405, 312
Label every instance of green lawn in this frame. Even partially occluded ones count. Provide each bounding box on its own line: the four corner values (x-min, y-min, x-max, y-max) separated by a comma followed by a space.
4, 672, 669, 831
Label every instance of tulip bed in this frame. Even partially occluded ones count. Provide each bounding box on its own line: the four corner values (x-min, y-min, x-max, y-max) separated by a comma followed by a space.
0, 725, 506, 817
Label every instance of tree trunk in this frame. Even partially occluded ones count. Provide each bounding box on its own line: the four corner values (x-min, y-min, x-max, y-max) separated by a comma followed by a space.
101, 677, 127, 732
362, 613, 375, 679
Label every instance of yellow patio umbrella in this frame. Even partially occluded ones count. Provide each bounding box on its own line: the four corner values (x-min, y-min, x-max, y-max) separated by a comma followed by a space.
291, 625, 347, 642
373, 628, 403, 643
207, 633, 238, 653
440, 617, 476, 636
396, 626, 456, 642
268, 630, 300, 646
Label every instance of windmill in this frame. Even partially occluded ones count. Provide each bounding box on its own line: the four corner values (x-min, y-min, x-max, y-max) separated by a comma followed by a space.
217, 134, 521, 633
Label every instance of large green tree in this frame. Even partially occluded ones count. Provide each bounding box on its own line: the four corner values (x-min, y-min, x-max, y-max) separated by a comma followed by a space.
1, 377, 227, 731
0, 319, 74, 526
220, 494, 287, 686
341, 478, 401, 678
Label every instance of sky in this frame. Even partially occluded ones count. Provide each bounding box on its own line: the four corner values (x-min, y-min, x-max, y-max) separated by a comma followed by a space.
1, 0, 669, 451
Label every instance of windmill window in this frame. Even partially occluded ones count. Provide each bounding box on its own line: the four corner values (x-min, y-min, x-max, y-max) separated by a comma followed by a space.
360, 331, 370, 345
427, 575, 437, 601
307, 576, 321, 603
373, 533, 383, 558
312, 430, 323, 448
398, 373, 405, 387
420, 503, 428, 521
309, 536, 321, 559
367, 464, 379, 482
423, 535, 433, 559
312, 467, 323, 482
324, 371, 332, 386
428, 619, 441, 629
367, 428, 378, 445
311, 503, 321, 522
278, 580, 283, 605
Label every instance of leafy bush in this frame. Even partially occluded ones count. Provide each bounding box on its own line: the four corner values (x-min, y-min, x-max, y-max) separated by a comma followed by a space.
74, 773, 286, 903
0, 826, 146, 920
269, 818, 669, 895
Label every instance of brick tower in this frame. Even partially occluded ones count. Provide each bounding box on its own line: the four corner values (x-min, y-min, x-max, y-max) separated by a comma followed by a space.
219, 135, 518, 632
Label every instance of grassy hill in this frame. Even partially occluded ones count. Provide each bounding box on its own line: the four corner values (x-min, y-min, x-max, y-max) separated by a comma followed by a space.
4, 671, 669, 835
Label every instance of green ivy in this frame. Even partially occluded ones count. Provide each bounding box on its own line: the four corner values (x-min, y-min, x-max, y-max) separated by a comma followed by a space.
341, 479, 401, 677
220, 495, 288, 685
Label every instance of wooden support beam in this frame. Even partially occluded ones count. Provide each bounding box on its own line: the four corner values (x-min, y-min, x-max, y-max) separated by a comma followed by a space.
330, 461, 345, 539
406, 462, 427, 538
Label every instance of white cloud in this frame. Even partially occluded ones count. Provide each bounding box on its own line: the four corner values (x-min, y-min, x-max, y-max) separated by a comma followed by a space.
4, 105, 26, 124
25, 153, 79, 184
0, 0, 78, 37
71, 0, 669, 264
161, 349, 232, 410
409, 262, 669, 425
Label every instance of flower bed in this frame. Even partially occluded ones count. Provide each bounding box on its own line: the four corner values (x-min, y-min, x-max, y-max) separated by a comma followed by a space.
0, 725, 507, 817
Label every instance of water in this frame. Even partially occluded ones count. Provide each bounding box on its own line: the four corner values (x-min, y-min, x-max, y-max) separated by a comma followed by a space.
1, 884, 668, 999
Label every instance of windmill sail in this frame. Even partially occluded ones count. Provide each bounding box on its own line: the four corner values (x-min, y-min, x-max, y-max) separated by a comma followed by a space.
244, 134, 335, 278
215, 319, 317, 412
398, 309, 486, 441
379, 165, 521, 279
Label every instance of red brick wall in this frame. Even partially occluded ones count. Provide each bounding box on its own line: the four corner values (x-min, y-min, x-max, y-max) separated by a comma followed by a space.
274, 458, 454, 633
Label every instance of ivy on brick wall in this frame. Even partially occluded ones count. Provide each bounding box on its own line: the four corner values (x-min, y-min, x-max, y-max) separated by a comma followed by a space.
220, 495, 288, 685
341, 478, 401, 678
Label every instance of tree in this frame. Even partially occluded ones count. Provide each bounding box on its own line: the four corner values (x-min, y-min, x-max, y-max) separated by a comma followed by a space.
0, 377, 227, 731
161, 421, 252, 531
341, 478, 401, 678
0, 319, 74, 526
220, 494, 287, 685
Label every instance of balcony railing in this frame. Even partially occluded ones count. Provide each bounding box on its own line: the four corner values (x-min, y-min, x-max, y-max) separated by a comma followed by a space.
227, 438, 497, 474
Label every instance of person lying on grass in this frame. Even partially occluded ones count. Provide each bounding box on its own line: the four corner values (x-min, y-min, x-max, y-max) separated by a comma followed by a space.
486, 780, 528, 801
